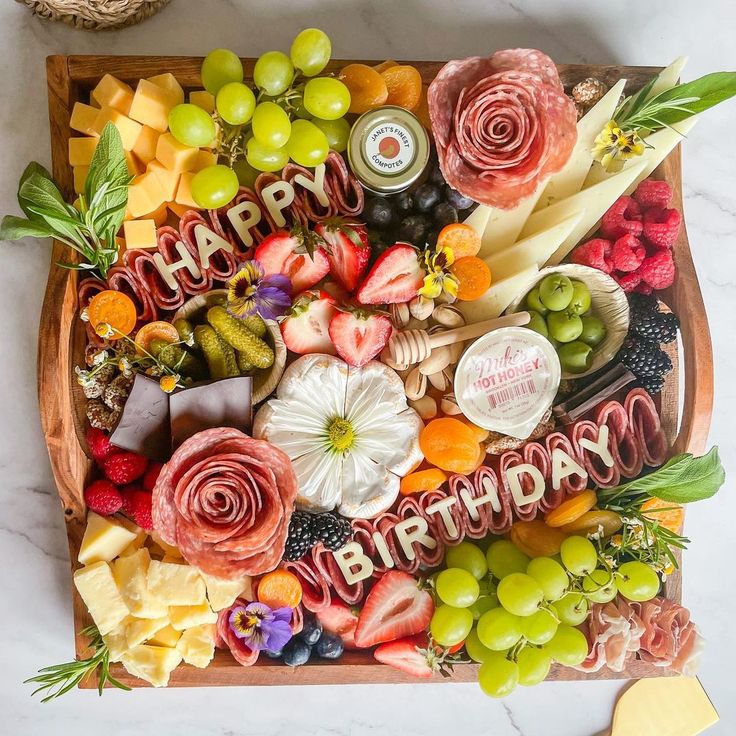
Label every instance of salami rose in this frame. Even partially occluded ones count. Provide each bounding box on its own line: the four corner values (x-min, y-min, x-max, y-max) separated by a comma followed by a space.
428, 49, 577, 209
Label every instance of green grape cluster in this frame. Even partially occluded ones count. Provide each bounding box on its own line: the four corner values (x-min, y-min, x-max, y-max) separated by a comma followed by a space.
428, 534, 662, 698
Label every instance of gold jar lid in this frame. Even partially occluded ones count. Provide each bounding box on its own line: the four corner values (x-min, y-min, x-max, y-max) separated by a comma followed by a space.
347, 106, 430, 195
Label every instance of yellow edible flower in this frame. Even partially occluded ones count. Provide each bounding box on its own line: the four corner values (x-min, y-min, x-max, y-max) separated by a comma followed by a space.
418, 245, 459, 299
592, 120, 646, 173
159, 374, 180, 393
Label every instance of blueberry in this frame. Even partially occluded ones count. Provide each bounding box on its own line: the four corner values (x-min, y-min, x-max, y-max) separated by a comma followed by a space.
264, 647, 283, 658
426, 228, 440, 247
282, 638, 311, 667
315, 632, 344, 660
364, 197, 395, 229
414, 183, 442, 213
433, 201, 458, 228
428, 162, 445, 185
298, 616, 323, 646
443, 185, 474, 211
398, 214, 430, 245
393, 190, 414, 215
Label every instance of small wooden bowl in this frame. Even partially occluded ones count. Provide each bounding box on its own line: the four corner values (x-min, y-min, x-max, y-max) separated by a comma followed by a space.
173, 290, 287, 404
505, 264, 630, 379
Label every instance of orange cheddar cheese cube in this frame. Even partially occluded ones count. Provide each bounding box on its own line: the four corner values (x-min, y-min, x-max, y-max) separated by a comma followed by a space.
73, 166, 90, 194
123, 219, 158, 250
150, 202, 170, 228
168, 202, 190, 218
127, 172, 167, 219
132, 126, 160, 165
174, 172, 199, 208
147, 160, 181, 201
93, 107, 143, 151
92, 74, 134, 114
115, 235, 126, 265
193, 149, 218, 172
70, 102, 100, 137
147, 73, 185, 106
189, 90, 215, 114
129, 79, 179, 133
68, 136, 98, 167
155, 133, 199, 173
124, 151, 145, 176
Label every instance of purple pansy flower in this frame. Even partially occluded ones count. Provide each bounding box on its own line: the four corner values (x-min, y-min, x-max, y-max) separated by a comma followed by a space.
227, 260, 292, 321
228, 601, 293, 653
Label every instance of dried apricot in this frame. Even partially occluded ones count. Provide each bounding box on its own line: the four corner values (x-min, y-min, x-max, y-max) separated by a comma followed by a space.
373, 60, 398, 74
257, 569, 302, 608
415, 85, 431, 129
450, 257, 492, 301
641, 498, 684, 534
510, 521, 568, 558
457, 416, 490, 443
88, 290, 137, 340
559, 509, 623, 537
380, 64, 423, 111
437, 223, 482, 259
339, 63, 388, 114
400, 468, 449, 496
419, 417, 481, 474
545, 490, 597, 528
134, 321, 179, 355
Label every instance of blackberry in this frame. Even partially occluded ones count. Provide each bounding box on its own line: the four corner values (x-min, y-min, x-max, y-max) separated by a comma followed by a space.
628, 292, 660, 317
618, 338, 672, 379
629, 310, 680, 344
311, 512, 352, 551
283, 510, 316, 561
637, 374, 666, 395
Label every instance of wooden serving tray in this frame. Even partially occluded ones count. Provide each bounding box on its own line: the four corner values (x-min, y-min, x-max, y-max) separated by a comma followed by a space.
41, 55, 714, 688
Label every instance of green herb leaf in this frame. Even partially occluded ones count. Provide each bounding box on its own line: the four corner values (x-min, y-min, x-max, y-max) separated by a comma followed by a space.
615, 76, 657, 121
0, 215, 58, 240
652, 72, 736, 119
85, 123, 129, 214
18, 162, 56, 217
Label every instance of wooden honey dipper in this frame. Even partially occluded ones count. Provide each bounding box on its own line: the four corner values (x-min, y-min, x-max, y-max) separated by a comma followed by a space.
388, 311, 531, 366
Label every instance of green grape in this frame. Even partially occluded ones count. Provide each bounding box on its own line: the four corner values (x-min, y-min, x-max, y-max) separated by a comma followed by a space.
497, 573, 543, 617
290, 28, 331, 76
545, 624, 588, 666
303, 77, 351, 120
232, 158, 259, 188
583, 568, 618, 603
616, 561, 661, 602
516, 646, 552, 686
436, 568, 480, 608
201, 48, 244, 95
478, 653, 519, 698
445, 541, 488, 581
246, 137, 289, 173
429, 604, 473, 648
253, 50, 294, 96
252, 101, 292, 149
311, 117, 352, 153
286, 119, 329, 167
290, 94, 312, 120
552, 593, 589, 626
215, 82, 256, 126
486, 540, 530, 579
469, 594, 499, 621
560, 535, 598, 576
168, 104, 216, 147
520, 609, 558, 645
478, 578, 497, 597
190, 165, 239, 209
526, 557, 569, 601
476, 607, 523, 651
464, 628, 495, 663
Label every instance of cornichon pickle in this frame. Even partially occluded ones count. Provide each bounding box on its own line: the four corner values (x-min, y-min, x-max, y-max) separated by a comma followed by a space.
236, 350, 256, 374
149, 339, 207, 380
173, 318, 195, 344
206, 306, 274, 369
193, 325, 239, 379
241, 313, 267, 338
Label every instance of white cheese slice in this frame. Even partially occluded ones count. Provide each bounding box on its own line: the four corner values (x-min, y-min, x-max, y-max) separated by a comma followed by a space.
462, 204, 491, 236
121, 644, 182, 687
477, 186, 545, 259
456, 266, 538, 324
536, 79, 627, 210
176, 624, 216, 668
485, 213, 583, 282
78, 512, 139, 565
113, 548, 169, 619
520, 162, 647, 266
74, 561, 130, 635
169, 603, 218, 631
147, 560, 206, 606
646, 56, 688, 99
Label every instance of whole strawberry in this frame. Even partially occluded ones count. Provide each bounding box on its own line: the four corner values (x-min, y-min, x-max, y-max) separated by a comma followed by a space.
84, 479, 123, 516
86, 427, 120, 465
103, 451, 148, 485
143, 462, 164, 492
122, 488, 153, 530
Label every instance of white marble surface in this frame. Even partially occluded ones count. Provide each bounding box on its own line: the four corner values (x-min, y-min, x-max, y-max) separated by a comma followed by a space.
1, 1, 734, 734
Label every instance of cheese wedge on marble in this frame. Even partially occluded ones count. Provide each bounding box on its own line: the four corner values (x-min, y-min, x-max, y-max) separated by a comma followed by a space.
78, 512, 139, 565
121, 644, 182, 688
74, 561, 130, 635
176, 624, 216, 668
456, 266, 538, 324
477, 187, 545, 259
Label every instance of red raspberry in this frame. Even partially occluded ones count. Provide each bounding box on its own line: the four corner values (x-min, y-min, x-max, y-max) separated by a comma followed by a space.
103, 451, 148, 485
611, 234, 646, 273
616, 272, 642, 293
633, 179, 672, 209
86, 427, 120, 465
571, 238, 613, 273
639, 249, 676, 290
122, 488, 153, 530
84, 479, 123, 516
635, 282, 654, 295
600, 196, 643, 240
642, 207, 681, 249
119, 484, 143, 515
143, 462, 164, 492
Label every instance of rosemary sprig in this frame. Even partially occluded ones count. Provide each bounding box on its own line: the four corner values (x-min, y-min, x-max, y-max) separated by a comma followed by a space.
25, 625, 131, 702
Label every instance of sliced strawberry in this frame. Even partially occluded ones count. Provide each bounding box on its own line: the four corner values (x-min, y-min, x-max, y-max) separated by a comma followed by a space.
316, 602, 360, 650
355, 243, 424, 305
255, 229, 330, 293
280, 290, 338, 355
315, 221, 371, 293
328, 310, 392, 368
353, 570, 434, 648
374, 635, 437, 678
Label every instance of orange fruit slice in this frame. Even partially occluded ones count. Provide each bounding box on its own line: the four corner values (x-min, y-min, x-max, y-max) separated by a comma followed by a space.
339, 64, 388, 114
373, 60, 398, 74
400, 468, 449, 496
134, 320, 180, 355
451, 256, 492, 301
437, 223, 482, 259
510, 520, 568, 558
545, 490, 598, 528
88, 290, 137, 340
641, 498, 684, 534
380, 64, 423, 111
257, 569, 303, 609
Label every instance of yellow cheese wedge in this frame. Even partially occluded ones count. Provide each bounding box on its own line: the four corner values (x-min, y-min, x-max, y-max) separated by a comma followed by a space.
68, 136, 98, 167
174, 171, 199, 208
156, 133, 199, 173
169, 603, 218, 631
148, 624, 181, 648
113, 547, 169, 618
126, 616, 169, 650
102, 616, 133, 662
189, 90, 215, 114
462, 203, 491, 237
200, 572, 248, 612
129, 79, 179, 133
92, 74, 134, 114
147, 560, 207, 606
132, 125, 160, 165
646, 56, 688, 100
478, 186, 544, 259
74, 561, 130, 635
92, 107, 143, 150
78, 512, 139, 565
192, 149, 218, 172
147, 73, 185, 106
70, 102, 100, 137
73, 166, 89, 195
147, 159, 181, 201
456, 266, 538, 324
148, 531, 183, 559
121, 644, 182, 687
123, 218, 158, 250
176, 624, 216, 668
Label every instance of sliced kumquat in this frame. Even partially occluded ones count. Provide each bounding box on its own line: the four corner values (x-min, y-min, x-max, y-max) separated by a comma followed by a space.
257, 569, 303, 609
641, 497, 685, 534
437, 223, 482, 259
559, 509, 623, 537
380, 64, 423, 111
134, 320, 180, 355
373, 60, 398, 73
450, 256, 492, 301
510, 521, 568, 558
400, 468, 449, 496
88, 290, 137, 340
339, 63, 388, 114
545, 490, 598, 528
414, 85, 431, 129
